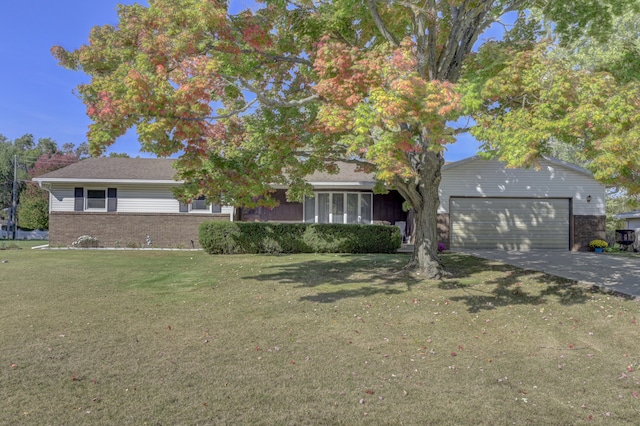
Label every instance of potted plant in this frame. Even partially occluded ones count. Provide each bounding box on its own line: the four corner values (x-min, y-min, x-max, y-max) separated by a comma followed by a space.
589, 239, 608, 253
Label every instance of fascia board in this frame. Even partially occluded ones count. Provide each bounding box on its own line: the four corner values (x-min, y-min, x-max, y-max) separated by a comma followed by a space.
270, 182, 376, 190
32, 178, 182, 185
614, 211, 640, 220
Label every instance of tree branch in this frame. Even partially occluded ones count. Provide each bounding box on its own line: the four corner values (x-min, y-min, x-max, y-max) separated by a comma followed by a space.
366, 0, 400, 47
237, 77, 320, 107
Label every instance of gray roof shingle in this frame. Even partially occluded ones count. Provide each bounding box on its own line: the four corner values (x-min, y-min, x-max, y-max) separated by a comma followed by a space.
34, 157, 178, 181
304, 162, 375, 183
34, 158, 375, 184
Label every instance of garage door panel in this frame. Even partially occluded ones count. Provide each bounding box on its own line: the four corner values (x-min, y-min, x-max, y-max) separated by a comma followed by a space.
451, 198, 569, 250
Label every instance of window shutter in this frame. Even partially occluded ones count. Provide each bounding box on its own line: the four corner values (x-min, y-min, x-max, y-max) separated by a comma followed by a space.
74, 187, 84, 211
179, 202, 188, 212
107, 188, 117, 212
211, 204, 222, 213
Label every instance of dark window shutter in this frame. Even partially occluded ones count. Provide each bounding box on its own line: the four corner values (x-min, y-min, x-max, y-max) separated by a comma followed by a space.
107, 188, 117, 212
74, 187, 84, 211
179, 202, 188, 212
211, 204, 222, 213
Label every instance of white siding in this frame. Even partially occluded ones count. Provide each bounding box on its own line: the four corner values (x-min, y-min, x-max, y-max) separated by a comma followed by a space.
439, 158, 605, 216
47, 183, 233, 216
49, 185, 76, 212
117, 185, 181, 213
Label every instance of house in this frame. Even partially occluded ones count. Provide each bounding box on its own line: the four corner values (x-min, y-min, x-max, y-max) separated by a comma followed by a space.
33, 156, 606, 251
613, 210, 640, 249
33, 158, 233, 248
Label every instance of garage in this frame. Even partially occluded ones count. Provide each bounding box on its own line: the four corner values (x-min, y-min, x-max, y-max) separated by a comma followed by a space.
450, 197, 570, 250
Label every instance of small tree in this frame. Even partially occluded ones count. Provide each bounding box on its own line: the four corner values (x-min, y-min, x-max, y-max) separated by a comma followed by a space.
18, 152, 79, 229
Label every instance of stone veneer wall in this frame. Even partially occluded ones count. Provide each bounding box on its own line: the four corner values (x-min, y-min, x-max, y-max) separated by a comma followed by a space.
49, 212, 230, 249
437, 214, 450, 250
572, 215, 606, 252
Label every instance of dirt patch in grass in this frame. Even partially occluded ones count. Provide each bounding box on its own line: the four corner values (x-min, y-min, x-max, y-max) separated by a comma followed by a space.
1, 250, 639, 424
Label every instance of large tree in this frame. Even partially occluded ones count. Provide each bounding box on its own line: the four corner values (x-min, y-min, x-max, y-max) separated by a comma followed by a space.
52, 0, 639, 278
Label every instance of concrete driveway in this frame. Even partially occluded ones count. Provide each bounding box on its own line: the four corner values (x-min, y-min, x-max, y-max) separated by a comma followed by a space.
453, 250, 640, 298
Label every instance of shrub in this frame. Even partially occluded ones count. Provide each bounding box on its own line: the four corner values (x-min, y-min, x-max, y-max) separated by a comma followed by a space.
589, 239, 608, 249
71, 235, 99, 248
199, 222, 401, 254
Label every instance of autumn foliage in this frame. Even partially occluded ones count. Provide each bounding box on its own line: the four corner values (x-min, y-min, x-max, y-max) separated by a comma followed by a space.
52, 0, 640, 277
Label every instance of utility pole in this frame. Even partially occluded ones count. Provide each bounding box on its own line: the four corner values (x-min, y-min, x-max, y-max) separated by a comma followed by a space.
10, 154, 18, 240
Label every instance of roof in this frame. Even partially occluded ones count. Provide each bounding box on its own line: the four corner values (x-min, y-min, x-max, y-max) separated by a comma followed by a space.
304, 162, 375, 184
33, 157, 179, 184
442, 155, 594, 177
33, 157, 376, 187
614, 210, 640, 220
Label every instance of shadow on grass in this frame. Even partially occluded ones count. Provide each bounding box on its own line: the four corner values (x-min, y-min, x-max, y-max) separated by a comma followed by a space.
245, 254, 421, 303
439, 252, 601, 313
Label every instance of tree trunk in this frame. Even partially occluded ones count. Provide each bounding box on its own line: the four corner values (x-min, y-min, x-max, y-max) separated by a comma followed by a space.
397, 150, 446, 279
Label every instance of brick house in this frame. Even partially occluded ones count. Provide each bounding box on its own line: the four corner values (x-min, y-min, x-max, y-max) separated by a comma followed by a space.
33, 156, 605, 250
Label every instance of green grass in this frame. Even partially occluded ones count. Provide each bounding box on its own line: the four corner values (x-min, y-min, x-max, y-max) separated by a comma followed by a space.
1, 249, 639, 425
0, 239, 48, 250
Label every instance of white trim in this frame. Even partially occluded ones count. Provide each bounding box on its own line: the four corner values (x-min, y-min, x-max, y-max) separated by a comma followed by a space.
303, 192, 373, 224
85, 188, 107, 212
33, 178, 181, 185
614, 210, 640, 220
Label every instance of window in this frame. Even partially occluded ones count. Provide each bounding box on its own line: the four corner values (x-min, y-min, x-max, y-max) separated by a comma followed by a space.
303, 192, 373, 224
74, 187, 117, 212
191, 196, 208, 211
180, 196, 222, 213
86, 189, 106, 210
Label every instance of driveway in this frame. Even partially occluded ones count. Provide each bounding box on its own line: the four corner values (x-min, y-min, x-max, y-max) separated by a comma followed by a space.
453, 250, 640, 299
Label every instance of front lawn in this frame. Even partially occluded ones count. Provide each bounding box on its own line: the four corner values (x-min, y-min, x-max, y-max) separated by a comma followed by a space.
1, 249, 638, 424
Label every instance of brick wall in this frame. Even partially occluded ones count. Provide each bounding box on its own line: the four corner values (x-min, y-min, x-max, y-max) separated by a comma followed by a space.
437, 213, 450, 249
49, 212, 230, 248
572, 215, 606, 252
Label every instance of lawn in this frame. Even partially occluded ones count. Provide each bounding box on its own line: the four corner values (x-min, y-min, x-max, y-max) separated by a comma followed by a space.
1, 248, 639, 425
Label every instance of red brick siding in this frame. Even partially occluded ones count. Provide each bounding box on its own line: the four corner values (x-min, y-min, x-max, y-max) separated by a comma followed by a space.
49, 212, 229, 248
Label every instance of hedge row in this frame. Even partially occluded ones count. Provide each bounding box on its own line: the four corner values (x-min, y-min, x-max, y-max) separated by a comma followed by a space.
199, 221, 402, 254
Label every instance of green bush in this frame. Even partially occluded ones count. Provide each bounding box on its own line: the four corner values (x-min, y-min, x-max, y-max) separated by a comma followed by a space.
199, 222, 401, 254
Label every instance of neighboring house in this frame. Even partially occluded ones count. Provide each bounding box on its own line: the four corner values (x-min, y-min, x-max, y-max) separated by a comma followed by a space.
613, 210, 640, 250
34, 156, 605, 251
33, 158, 233, 248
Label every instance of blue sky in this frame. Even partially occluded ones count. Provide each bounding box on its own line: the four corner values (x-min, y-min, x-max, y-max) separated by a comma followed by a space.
0, 1, 482, 161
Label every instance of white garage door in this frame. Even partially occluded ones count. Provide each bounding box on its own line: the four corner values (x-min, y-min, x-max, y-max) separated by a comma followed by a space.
450, 198, 570, 250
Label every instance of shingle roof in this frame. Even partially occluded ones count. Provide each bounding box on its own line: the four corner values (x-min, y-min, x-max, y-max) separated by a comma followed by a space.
304, 162, 375, 183
33, 157, 376, 184
33, 157, 178, 182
